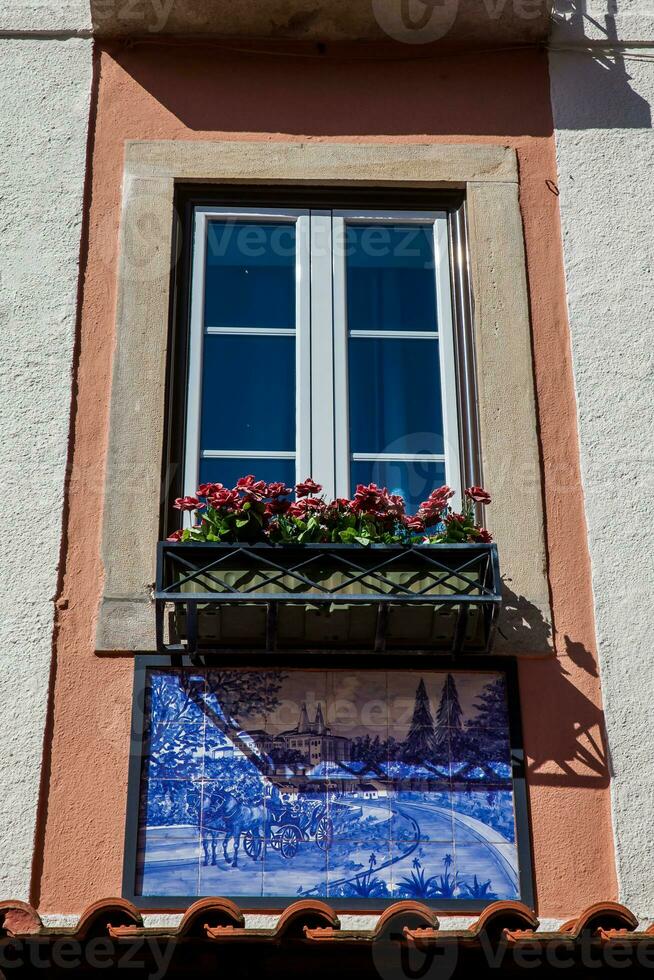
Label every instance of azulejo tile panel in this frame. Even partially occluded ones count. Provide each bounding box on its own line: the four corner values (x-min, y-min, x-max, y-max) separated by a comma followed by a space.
135, 667, 521, 902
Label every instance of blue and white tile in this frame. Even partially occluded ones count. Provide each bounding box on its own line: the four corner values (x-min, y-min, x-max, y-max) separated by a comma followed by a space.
143, 725, 206, 781
454, 842, 519, 901
451, 790, 517, 845
452, 671, 508, 730
327, 841, 392, 900
327, 670, 388, 741
387, 671, 447, 732
327, 786, 391, 842
390, 789, 454, 844
137, 826, 201, 898
140, 778, 201, 830
390, 843, 458, 900
199, 851, 263, 898
204, 668, 270, 734
147, 670, 207, 726
264, 841, 328, 899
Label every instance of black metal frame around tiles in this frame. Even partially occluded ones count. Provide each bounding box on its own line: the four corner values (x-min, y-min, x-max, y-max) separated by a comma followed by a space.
122, 653, 533, 914
154, 541, 502, 656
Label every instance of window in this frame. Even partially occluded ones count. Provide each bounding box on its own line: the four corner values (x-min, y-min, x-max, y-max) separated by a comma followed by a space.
124, 657, 533, 909
182, 207, 462, 511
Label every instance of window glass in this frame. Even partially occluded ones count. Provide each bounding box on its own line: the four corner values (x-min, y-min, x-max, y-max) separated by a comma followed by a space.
198, 457, 296, 493
193, 217, 298, 491
200, 335, 295, 453
350, 460, 446, 514
204, 221, 296, 329
348, 337, 444, 456
345, 224, 437, 332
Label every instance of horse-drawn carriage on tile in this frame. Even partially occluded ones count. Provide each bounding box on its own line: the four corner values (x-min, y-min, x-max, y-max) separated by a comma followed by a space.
243, 797, 335, 860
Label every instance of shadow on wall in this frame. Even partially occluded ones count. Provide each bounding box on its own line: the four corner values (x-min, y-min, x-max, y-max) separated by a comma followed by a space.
521, 632, 611, 789
488, 589, 611, 789
551, 0, 652, 128
104, 41, 555, 138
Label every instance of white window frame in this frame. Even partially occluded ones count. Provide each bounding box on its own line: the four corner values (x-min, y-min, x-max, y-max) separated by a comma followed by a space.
184, 206, 462, 507
184, 206, 311, 501
331, 209, 462, 504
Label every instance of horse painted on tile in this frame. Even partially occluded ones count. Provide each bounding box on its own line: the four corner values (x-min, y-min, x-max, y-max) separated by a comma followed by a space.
200, 784, 277, 867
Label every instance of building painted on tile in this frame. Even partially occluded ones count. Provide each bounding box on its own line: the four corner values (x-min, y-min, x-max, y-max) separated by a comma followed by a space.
0, 0, 653, 973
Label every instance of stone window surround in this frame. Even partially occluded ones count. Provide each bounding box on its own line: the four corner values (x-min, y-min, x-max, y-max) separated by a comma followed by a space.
96, 140, 552, 654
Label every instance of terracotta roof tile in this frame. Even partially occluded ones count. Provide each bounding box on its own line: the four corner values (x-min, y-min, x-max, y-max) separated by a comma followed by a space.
0, 897, 650, 948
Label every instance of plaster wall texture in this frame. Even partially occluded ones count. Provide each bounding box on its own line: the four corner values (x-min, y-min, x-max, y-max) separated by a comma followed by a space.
549, 9, 654, 918
0, 1, 91, 33
0, 34, 92, 899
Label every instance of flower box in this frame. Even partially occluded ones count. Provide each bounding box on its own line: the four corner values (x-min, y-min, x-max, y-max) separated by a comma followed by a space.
155, 542, 501, 654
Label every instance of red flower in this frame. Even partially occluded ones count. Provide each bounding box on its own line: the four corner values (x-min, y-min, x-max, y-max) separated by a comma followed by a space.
167, 529, 185, 541
197, 482, 225, 497
173, 496, 205, 512
296, 477, 322, 498
475, 527, 493, 542
235, 476, 268, 500
265, 498, 291, 516
428, 486, 454, 505
404, 515, 425, 533
288, 497, 324, 518
465, 486, 491, 505
207, 488, 240, 508
351, 483, 384, 512
267, 482, 292, 499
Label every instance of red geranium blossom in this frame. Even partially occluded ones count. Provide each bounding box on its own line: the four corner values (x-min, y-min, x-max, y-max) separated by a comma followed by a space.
167, 528, 185, 541
265, 498, 291, 516
404, 514, 426, 533
173, 496, 205, 512
197, 482, 225, 497
235, 476, 268, 500
207, 488, 240, 509
267, 482, 292, 498
289, 497, 324, 518
351, 483, 384, 511
295, 478, 322, 498
465, 486, 491, 505
475, 527, 493, 542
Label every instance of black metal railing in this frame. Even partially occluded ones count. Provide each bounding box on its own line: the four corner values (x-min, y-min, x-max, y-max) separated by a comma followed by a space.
155, 541, 502, 655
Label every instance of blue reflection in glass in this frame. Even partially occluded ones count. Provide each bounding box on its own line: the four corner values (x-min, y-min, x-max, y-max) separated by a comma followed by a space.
200, 334, 295, 452
350, 460, 446, 514
205, 221, 296, 329
346, 224, 437, 332
349, 337, 444, 455
199, 457, 296, 492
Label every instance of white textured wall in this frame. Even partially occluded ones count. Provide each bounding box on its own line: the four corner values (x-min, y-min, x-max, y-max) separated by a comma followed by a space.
549, 1, 654, 918
0, 23, 92, 898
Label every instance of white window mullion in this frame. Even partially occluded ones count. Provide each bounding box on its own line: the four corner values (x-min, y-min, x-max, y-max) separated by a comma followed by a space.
332, 215, 350, 498
309, 211, 336, 497
183, 209, 208, 501
433, 213, 463, 508
296, 213, 312, 486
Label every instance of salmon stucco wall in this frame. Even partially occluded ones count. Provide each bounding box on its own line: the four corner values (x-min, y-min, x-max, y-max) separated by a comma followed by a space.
32, 41, 617, 920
